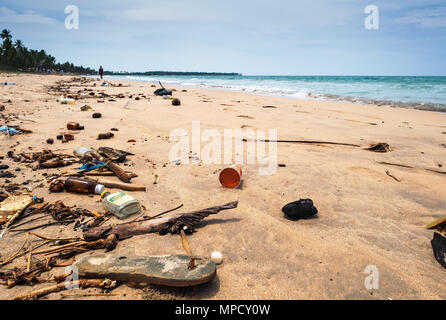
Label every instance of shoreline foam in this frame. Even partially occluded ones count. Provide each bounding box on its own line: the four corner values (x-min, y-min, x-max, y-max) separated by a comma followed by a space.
101, 74, 446, 113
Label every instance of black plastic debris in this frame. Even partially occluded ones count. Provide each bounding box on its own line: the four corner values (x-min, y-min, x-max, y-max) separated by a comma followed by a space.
154, 88, 172, 96
154, 81, 172, 96
431, 232, 446, 269
365, 142, 391, 153
282, 199, 318, 220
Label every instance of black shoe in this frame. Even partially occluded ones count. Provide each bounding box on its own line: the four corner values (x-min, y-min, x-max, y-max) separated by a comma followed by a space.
282, 199, 318, 220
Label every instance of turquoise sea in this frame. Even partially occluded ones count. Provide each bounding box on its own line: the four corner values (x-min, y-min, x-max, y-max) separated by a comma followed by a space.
106, 75, 446, 112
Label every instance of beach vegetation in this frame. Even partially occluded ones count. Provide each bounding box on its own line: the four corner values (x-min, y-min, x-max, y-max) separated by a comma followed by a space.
0, 29, 95, 75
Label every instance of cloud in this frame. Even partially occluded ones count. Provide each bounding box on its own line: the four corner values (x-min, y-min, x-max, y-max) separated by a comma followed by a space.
0, 7, 56, 24
395, 7, 446, 28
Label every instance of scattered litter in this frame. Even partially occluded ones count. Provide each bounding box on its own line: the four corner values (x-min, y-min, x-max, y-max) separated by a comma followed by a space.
92, 113, 102, 118
67, 122, 83, 130
219, 165, 242, 189
0, 195, 32, 216
431, 232, 446, 269
49, 180, 64, 192
84, 201, 238, 241
154, 81, 173, 96
64, 176, 105, 195
73, 254, 216, 287
0, 126, 17, 136
282, 199, 318, 220
57, 96, 75, 104
97, 132, 114, 140
80, 104, 92, 111
172, 98, 181, 106
101, 191, 141, 219
64, 134, 74, 141
211, 251, 223, 265
0, 195, 33, 239
366, 142, 391, 153
73, 147, 94, 158
426, 217, 446, 231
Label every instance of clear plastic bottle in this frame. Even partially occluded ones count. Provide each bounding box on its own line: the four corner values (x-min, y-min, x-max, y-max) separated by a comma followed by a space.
64, 176, 104, 195
101, 191, 141, 219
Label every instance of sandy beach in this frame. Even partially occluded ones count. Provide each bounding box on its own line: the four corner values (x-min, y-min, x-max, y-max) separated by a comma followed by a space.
0, 72, 445, 300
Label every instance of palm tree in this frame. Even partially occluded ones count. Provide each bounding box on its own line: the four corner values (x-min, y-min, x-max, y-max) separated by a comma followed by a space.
0, 28, 95, 74
1, 29, 13, 65
1, 29, 11, 41
14, 40, 23, 50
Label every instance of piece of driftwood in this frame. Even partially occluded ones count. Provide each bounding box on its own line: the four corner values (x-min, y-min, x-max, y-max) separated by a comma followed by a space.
84, 201, 238, 241
85, 151, 137, 183
39, 159, 74, 169
107, 162, 137, 183
0, 233, 29, 266
180, 230, 195, 270
61, 292, 117, 298
385, 170, 401, 182
32, 239, 107, 256
243, 138, 360, 147
95, 179, 146, 192
377, 161, 446, 175
12, 279, 116, 300
377, 161, 413, 169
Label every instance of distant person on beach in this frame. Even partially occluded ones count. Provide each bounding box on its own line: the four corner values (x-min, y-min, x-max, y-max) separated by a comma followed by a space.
99, 66, 104, 79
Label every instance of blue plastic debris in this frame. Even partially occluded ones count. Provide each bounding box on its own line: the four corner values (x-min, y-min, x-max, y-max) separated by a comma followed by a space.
0, 126, 18, 136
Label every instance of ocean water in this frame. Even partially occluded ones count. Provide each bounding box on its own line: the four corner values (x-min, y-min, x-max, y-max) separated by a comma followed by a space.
106, 75, 446, 112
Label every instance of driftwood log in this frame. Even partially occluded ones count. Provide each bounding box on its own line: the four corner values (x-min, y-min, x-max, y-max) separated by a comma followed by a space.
95, 179, 146, 192
84, 201, 238, 241
87, 150, 137, 183
13, 279, 116, 300
106, 162, 136, 183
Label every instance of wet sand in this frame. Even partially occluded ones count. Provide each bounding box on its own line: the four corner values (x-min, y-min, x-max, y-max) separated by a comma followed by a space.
0, 73, 445, 300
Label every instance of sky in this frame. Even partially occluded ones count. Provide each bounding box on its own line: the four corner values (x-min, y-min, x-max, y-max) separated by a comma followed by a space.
0, 0, 445, 75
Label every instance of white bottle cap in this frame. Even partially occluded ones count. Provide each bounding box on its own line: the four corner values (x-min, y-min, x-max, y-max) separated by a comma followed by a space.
95, 184, 105, 195
211, 251, 223, 264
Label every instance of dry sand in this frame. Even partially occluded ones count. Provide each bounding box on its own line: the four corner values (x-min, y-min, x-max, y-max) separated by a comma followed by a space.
0, 73, 445, 300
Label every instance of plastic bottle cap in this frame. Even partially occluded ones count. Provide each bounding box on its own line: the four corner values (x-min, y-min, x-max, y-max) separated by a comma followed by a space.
211, 251, 223, 264
95, 184, 105, 195
100, 190, 110, 199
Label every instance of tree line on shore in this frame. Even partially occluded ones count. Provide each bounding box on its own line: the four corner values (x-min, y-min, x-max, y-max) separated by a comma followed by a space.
0, 29, 95, 74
